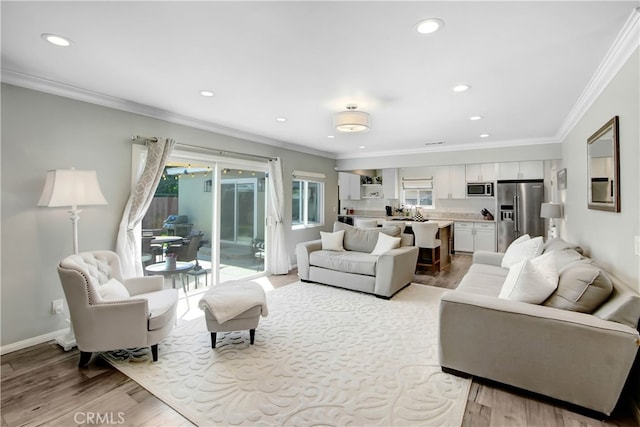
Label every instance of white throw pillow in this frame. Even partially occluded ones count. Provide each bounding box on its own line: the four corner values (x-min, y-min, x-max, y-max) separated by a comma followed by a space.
501, 235, 544, 268
371, 232, 401, 255
98, 278, 130, 301
499, 253, 558, 304
320, 230, 345, 251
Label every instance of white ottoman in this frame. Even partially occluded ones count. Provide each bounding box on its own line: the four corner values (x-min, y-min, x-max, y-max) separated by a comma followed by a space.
198, 280, 268, 348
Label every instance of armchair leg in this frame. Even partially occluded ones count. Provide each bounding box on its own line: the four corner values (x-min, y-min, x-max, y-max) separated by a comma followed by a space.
250, 329, 256, 345
151, 344, 158, 362
211, 332, 217, 348
78, 351, 92, 368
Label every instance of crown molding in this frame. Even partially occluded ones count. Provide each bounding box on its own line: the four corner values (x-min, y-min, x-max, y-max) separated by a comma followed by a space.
556, 7, 640, 141
335, 136, 561, 160
0, 69, 336, 160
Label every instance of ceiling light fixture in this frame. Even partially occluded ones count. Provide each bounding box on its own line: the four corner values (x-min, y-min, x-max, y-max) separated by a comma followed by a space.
327, 135, 335, 139
416, 18, 444, 34
480, 133, 490, 138
199, 90, 215, 97
452, 84, 471, 92
335, 104, 371, 133
275, 117, 287, 122
41, 33, 72, 47
469, 116, 483, 121
359, 146, 366, 149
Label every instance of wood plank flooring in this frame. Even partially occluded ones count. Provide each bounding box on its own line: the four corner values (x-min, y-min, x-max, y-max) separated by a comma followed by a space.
2, 255, 638, 427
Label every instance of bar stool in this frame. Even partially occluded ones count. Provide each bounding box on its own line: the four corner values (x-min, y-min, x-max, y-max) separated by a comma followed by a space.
412, 222, 441, 273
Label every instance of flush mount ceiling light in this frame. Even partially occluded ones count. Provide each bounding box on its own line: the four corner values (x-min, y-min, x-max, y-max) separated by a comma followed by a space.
334, 104, 371, 133
469, 116, 483, 121
416, 18, 444, 34
199, 90, 215, 97
275, 117, 287, 122
41, 33, 72, 47
480, 133, 490, 138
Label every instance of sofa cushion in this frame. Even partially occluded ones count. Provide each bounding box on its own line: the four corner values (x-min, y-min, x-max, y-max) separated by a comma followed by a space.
309, 250, 378, 276
543, 261, 613, 313
333, 222, 400, 253
542, 237, 583, 255
499, 253, 558, 304
457, 264, 507, 296
137, 289, 178, 330
371, 232, 401, 255
501, 235, 544, 268
320, 230, 345, 251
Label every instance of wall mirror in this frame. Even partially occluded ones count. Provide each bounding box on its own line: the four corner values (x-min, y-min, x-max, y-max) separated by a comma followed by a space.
587, 116, 619, 212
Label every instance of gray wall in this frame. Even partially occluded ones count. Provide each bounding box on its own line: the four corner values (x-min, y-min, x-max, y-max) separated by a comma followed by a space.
0, 84, 337, 347
559, 48, 639, 290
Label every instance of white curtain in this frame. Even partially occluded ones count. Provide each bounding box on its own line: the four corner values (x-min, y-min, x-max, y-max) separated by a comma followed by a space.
267, 157, 291, 274
116, 137, 176, 278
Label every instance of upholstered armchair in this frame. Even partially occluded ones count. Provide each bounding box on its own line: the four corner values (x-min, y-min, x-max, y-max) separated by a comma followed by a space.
57, 250, 178, 367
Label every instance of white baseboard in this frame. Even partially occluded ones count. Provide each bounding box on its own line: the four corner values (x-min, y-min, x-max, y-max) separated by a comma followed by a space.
0, 328, 69, 355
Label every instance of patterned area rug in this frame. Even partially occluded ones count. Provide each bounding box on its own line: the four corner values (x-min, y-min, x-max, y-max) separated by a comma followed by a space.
103, 282, 471, 426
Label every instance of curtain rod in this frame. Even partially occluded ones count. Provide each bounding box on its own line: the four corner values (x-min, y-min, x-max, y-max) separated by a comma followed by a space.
131, 135, 276, 162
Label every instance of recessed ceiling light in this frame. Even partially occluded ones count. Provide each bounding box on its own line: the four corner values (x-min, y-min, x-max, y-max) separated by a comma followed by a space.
275, 117, 287, 122
452, 84, 471, 92
359, 145, 366, 149
480, 133, 490, 138
327, 135, 335, 139
41, 33, 72, 47
416, 18, 444, 34
469, 116, 483, 121
199, 90, 215, 97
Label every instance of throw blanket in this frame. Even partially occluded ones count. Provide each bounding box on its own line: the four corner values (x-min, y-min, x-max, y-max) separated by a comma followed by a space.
198, 280, 268, 324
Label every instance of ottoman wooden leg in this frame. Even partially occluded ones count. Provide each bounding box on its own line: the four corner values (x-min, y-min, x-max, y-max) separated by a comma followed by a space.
211, 332, 217, 348
250, 329, 256, 345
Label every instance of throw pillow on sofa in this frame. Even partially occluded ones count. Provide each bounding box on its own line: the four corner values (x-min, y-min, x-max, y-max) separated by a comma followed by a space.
499, 252, 558, 304
320, 230, 345, 251
501, 235, 544, 268
371, 232, 401, 255
333, 222, 401, 253
543, 261, 613, 313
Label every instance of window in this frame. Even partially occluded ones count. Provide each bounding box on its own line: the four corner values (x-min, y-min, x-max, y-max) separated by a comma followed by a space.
402, 178, 434, 209
292, 170, 325, 228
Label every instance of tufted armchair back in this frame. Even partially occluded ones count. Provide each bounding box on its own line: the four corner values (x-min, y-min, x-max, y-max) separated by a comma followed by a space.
59, 251, 124, 308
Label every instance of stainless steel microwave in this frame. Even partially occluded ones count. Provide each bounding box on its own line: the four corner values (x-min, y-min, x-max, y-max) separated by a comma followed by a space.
466, 182, 494, 197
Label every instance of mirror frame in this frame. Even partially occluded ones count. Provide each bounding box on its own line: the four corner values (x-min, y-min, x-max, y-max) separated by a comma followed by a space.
587, 116, 620, 212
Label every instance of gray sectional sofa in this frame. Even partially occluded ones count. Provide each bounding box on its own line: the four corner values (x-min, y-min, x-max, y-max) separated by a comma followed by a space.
439, 239, 640, 416
296, 222, 419, 298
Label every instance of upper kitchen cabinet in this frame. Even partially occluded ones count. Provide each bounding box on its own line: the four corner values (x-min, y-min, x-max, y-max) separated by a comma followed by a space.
382, 168, 398, 199
497, 161, 543, 180
435, 165, 466, 199
466, 163, 496, 182
338, 172, 360, 200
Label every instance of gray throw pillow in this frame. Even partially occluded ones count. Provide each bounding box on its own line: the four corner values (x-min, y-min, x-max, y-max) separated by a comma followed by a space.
543, 261, 612, 313
542, 238, 583, 254
333, 222, 400, 253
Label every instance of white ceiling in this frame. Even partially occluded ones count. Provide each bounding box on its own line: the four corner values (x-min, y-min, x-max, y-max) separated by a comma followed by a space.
1, 1, 638, 159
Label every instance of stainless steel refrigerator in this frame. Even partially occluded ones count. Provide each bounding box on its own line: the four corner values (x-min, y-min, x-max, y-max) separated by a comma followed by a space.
497, 180, 545, 252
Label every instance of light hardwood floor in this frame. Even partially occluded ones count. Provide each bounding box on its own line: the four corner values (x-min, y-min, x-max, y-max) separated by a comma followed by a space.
2, 255, 638, 427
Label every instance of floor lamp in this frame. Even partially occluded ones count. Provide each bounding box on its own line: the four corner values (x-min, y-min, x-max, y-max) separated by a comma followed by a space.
38, 168, 108, 350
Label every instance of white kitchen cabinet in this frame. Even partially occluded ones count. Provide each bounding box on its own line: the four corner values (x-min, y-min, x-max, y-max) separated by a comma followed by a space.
497, 161, 543, 180
435, 165, 466, 199
454, 221, 496, 252
466, 163, 496, 182
338, 172, 360, 200
382, 168, 398, 199
454, 222, 475, 252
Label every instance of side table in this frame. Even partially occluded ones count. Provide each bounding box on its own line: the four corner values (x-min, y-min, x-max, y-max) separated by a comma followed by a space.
145, 261, 194, 309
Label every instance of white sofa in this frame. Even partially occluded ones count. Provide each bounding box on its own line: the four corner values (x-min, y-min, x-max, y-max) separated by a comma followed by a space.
438, 240, 640, 415
296, 222, 419, 298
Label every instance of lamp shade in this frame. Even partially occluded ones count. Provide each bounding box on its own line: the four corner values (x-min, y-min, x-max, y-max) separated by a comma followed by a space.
38, 169, 108, 208
540, 202, 562, 219
335, 109, 371, 133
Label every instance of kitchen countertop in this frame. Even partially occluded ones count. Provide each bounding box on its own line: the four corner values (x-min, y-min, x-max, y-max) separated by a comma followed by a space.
338, 214, 495, 223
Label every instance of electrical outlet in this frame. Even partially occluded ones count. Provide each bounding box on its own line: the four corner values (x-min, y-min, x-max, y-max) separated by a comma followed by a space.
51, 299, 63, 315
635, 236, 640, 256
